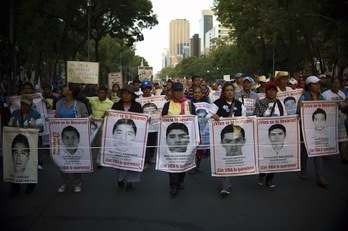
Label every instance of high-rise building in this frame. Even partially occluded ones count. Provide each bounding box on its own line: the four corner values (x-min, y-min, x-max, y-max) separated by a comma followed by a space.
162, 48, 170, 68
169, 19, 190, 67
199, 10, 214, 56
190, 34, 200, 57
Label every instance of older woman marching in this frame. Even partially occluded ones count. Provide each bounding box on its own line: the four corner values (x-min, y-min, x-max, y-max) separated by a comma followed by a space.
206, 81, 246, 196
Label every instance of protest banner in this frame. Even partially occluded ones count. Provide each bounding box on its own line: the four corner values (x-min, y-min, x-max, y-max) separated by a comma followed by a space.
194, 102, 211, 150
101, 110, 149, 172
301, 101, 338, 156
256, 115, 300, 173
67, 61, 99, 84
3, 127, 38, 183
138, 66, 153, 81
108, 72, 123, 90
237, 97, 257, 116
210, 117, 257, 176
276, 89, 303, 115
136, 96, 166, 133
156, 115, 200, 173
8, 93, 48, 135
49, 118, 93, 173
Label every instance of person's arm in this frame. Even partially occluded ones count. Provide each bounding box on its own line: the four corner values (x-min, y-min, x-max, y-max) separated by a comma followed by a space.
206, 103, 219, 120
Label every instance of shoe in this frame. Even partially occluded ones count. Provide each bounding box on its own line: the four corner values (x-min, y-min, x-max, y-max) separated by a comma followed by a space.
38, 165, 43, 170
97, 165, 103, 169
58, 185, 66, 193
74, 186, 82, 193
126, 182, 133, 191
170, 187, 178, 196
220, 189, 230, 195
266, 181, 276, 188
118, 180, 125, 188
257, 176, 265, 186
300, 171, 308, 180
317, 177, 328, 187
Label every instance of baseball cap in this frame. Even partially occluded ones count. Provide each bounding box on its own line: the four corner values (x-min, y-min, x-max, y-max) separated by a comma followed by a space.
243, 76, 254, 84
172, 82, 184, 91
265, 82, 278, 91
305, 76, 321, 85
140, 80, 152, 89
318, 74, 327, 79
235, 73, 244, 78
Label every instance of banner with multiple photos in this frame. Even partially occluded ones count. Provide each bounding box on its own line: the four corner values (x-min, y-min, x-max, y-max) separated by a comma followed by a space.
101, 110, 149, 172
3, 127, 38, 183
49, 118, 93, 173
156, 115, 200, 173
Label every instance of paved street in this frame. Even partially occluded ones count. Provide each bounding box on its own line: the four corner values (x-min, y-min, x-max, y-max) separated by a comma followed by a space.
1, 150, 348, 231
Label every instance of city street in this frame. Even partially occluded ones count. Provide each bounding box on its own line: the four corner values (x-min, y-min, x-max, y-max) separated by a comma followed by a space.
1, 151, 347, 231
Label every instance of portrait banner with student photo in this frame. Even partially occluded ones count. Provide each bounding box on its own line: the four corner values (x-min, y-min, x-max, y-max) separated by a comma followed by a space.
9, 93, 48, 135
136, 95, 166, 132
194, 102, 211, 149
238, 98, 257, 116
49, 118, 93, 173
3, 127, 38, 183
156, 115, 200, 173
301, 101, 338, 156
210, 117, 257, 177
256, 115, 300, 173
101, 110, 149, 172
277, 89, 303, 115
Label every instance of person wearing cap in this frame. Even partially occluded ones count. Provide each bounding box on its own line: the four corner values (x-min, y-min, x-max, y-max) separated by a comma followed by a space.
139, 80, 157, 170
256, 75, 269, 93
235, 76, 260, 116
162, 81, 196, 197
296, 76, 328, 187
274, 71, 292, 92
318, 74, 331, 93
8, 94, 43, 196
288, 78, 298, 90
253, 82, 287, 188
111, 84, 143, 191
206, 81, 246, 196
132, 79, 143, 97
233, 73, 244, 93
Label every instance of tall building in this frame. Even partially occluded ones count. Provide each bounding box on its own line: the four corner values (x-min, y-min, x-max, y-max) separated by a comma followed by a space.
162, 48, 170, 68
190, 34, 200, 57
169, 19, 190, 67
199, 10, 214, 56
204, 20, 231, 55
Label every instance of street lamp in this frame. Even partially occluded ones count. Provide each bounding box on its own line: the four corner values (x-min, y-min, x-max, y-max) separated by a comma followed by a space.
304, 13, 340, 76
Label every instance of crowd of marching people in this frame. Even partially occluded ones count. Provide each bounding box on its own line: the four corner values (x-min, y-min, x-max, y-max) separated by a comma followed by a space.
2, 71, 348, 197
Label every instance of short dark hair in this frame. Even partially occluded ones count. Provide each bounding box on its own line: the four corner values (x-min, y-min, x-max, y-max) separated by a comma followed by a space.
196, 109, 207, 116
61, 126, 80, 139
143, 102, 158, 110
221, 81, 235, 94
312, 108, 327, 121
12, 134, 30, 155
133, 79, 141, 84
166, 123, 189, 137
192, 75, 200, 81
284, 96, 296, 104
220, 124, 245, 141
98, 86, 109, 92
113, 118, 137, 135
268, 124, 286, 136
22, 82, 34, 89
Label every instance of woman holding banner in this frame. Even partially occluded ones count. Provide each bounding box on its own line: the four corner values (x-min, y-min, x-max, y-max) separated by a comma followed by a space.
162, 82, 196, 197
111, 85, 143, 191
206, 81, 246, 196
297, 76, 328, 187
55, 83, 89, 193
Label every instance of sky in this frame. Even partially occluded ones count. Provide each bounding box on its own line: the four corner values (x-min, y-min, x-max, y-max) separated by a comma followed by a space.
135, 0, 215, 75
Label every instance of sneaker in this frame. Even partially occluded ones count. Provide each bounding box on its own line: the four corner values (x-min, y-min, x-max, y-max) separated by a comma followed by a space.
58, 185, 66, 193
38, 165, 43, 170
266, 181, 276, 188
257, 176, 265, 186
220, 188, 230, 195
74, 186, 82, 193
317, 177, 328, 187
